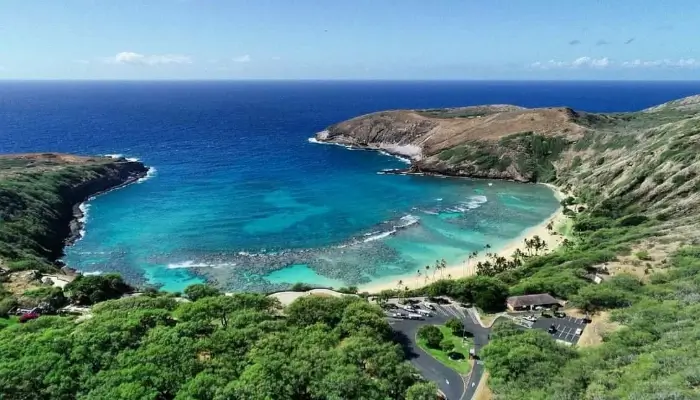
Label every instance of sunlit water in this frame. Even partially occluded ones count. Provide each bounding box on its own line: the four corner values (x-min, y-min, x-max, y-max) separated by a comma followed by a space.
2, 81, 699, 292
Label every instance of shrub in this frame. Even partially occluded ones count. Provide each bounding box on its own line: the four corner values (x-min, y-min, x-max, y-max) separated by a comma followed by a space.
636, 250, 652, 261
418, 325, 443, 349
445, 318, 464, 336
184, 284, 221, 301
440, 338, 454, 352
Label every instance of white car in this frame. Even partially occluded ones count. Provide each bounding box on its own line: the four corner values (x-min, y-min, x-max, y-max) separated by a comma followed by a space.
407, 313, 424, 320
416, 309, 432, 317
402, 305, 416, 312
575, 328, 583, 335
524, 315, 537, 322
422, 302, 436, 311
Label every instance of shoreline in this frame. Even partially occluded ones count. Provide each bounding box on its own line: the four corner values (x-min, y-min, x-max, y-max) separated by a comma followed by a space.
64, 163, 151, 248
358, 183, 567, 293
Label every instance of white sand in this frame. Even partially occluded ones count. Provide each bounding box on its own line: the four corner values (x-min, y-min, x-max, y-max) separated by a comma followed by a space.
359, 184, 568, 294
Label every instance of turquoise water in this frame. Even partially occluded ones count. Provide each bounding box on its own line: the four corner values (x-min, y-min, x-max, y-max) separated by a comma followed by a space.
0, 81, 576, 292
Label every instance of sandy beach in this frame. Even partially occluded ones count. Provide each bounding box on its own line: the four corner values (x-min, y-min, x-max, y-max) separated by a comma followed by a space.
359, 183, 569, 294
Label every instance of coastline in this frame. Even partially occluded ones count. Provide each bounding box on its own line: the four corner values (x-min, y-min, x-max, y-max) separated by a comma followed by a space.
358, 183, 567, 293
65, 167, 150, 247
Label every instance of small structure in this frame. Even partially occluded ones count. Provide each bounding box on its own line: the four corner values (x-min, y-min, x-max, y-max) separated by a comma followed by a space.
584, 273, 604, 284
506, 293, 560, 311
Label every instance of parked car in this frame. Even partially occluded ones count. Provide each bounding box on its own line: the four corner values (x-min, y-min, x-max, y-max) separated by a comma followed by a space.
402, 305, 416, 312
547, 324, 557, 333
19, 313, 39, 323
407, 313, 424, 320
524, 315, 537, 322
541, 312, 553, 318
421, 302, 436, 311
554, 311, 566, 318
416, 309, 432, 317
575, 328, 583, 335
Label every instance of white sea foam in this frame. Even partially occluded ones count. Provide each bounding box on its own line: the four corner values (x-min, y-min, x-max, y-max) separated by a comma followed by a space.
104, 154, 124, 159
167, 260, 236, 269
82, 270, 104, 276
436, 198, 443, 201
126, 157, 140, 162
362, 215, 419, 243
445, 195, 488, 213
137, 167, 157, 183
308, 136, 414, 163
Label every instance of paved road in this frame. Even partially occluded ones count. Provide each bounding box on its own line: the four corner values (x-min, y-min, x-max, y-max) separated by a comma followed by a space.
386, 300, 491, 400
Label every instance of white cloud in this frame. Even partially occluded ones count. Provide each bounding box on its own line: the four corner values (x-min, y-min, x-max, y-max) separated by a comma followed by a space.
233, 54, 251, 63
530, 57, 610, 69
107, 51, 192, 66
621, 58, 699, 68
530, 56, 699, 70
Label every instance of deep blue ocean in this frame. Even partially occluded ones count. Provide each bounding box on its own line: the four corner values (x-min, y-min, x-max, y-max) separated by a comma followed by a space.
1, 81, 699, 292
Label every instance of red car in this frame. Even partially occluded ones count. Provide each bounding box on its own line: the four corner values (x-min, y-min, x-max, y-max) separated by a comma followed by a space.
19, 313, 40, 323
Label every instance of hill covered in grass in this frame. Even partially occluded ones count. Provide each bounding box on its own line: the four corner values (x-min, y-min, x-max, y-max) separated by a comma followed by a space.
0, 154, 148, 272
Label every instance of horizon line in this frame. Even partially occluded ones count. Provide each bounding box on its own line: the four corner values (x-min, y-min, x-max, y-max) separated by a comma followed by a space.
1, 78, 700, 83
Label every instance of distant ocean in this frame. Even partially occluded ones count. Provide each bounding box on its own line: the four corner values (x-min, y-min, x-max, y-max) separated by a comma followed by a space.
1, 81, 699, 292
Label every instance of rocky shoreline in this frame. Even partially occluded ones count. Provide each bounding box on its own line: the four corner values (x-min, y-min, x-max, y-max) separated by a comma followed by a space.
65, 166, 150, 248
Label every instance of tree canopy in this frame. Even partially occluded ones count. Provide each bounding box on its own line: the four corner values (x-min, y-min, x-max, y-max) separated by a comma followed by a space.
0, 289, 433, 399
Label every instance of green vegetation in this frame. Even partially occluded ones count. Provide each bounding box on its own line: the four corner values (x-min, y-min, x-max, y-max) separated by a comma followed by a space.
417, 325, 472, 374
0, 164, 116, 271
0, 316, 18, 330
417, 275, 510, 312
64, 274, 133, 305
481, 246, 700, 399
0, 291, 432, 399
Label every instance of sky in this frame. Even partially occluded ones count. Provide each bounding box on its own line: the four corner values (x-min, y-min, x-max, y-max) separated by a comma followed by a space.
1, 0, 699, 80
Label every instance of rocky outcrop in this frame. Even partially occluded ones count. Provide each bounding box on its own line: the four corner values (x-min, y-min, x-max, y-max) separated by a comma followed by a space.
319, 105, 588, 182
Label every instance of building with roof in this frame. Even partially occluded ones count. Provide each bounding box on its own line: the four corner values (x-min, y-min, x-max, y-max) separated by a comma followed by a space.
506, 293, 560, 311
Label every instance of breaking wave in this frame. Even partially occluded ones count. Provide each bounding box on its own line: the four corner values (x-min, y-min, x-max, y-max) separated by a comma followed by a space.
137, 167, 157, 184
445, 195, 488, 213
362, 215, 419, 243
167, 260, 236, 269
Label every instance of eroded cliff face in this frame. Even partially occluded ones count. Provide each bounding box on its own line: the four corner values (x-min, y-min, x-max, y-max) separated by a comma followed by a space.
320, 105, 590, 182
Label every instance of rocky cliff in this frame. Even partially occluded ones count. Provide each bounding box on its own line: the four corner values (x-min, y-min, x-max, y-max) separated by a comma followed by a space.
0, 154, 148, 271
317, 96, 700, 239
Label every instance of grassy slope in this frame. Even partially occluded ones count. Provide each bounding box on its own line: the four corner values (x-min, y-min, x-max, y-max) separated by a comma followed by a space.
416, 325, 472, 375
0, 154, 146, 272
470, 97, 700, 398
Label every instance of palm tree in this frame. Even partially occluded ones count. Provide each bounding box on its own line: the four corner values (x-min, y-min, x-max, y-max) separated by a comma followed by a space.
396, 280, 403, 302
439, 258, 447, 279
562, 238, 572, 249
432, 260, 439, 281
424, 265, 431, 282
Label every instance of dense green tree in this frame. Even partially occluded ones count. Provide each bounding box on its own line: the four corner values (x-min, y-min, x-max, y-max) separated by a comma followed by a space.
417, 325, 443, 349
405, 382, 439, 400
0, 292, 424, 399
184, 283, 221, 301
64, 273, 132, 305
445, 317, 464, 336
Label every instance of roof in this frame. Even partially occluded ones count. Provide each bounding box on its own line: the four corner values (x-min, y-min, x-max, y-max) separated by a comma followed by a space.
506, 293, 559, 308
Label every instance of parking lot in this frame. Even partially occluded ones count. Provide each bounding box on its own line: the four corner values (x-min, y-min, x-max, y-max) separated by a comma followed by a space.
531, 314, 588, 344
381, 297, 479, 325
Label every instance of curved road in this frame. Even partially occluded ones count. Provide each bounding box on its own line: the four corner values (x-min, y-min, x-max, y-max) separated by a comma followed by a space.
388, 303, 491, 400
